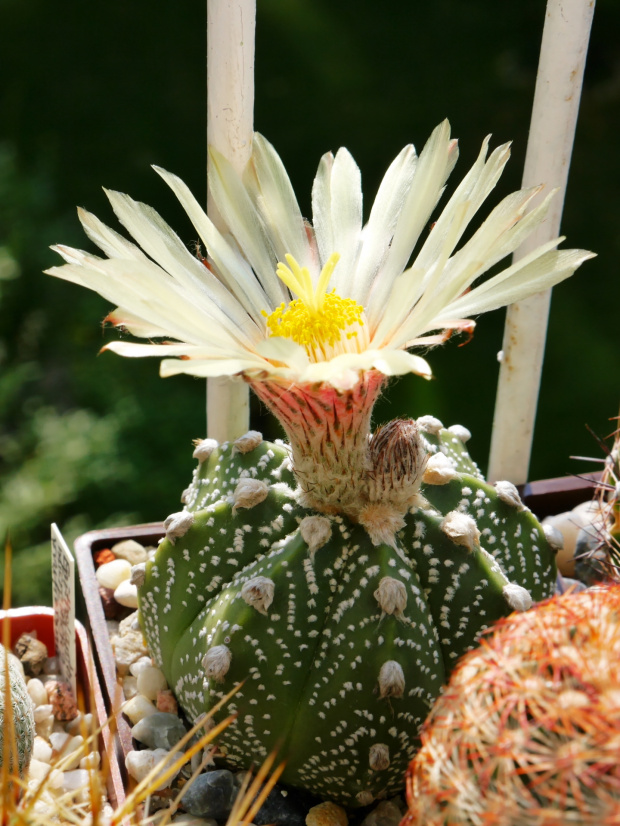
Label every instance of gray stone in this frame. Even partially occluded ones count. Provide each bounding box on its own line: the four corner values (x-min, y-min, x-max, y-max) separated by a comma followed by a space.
131, 711, 187, 750
180, 769, 236, 820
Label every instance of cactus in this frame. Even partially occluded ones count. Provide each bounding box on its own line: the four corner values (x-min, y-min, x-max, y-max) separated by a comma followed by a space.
0, 643, 35, 779
573, 415, 620, 585
137, 383, 556, 807
401, 584, 620, 826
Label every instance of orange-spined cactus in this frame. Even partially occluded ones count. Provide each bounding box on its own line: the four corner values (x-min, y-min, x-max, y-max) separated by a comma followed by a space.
402, 585, 620, 826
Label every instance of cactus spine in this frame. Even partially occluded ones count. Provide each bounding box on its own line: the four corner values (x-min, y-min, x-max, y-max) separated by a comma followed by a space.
138, 374, 556, 807
402, 585, 620, 826
0, 643, 35, 778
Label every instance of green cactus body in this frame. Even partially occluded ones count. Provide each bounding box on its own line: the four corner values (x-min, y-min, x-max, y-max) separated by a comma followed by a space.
138, 404, 556, 807
0, 643, 35, 778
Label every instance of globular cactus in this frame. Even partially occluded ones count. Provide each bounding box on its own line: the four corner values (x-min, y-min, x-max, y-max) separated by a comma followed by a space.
138, 392, 556, 808
0, 643, 35, 779
401, 584, 620, 826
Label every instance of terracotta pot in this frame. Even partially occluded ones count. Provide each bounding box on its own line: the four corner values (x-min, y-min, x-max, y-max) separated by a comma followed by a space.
0, 606, 126, 809
73, 473, 600, 765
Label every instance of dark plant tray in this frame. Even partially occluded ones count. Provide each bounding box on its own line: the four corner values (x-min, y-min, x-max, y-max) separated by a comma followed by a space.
74, 523, 165, 765
0, 606, 126, 809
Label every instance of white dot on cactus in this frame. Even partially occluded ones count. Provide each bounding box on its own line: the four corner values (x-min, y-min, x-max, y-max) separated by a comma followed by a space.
233, 430, 263, 454
448, 424, 471, 443
494, 480, 525, 510
163, 511, 195, 544
240, 576, 275, 615
416, 415, 444, 436
440, 511, 481, 552
502, 583, 532, 612
192, 438, 218, 462
373, 577, 407, 617
368, 743, 390, 771
378, 660, 405, 699
299, 515, 333, 557
423, 452, 458, 485
202, 645, 232, 682
231, 478, 269, 514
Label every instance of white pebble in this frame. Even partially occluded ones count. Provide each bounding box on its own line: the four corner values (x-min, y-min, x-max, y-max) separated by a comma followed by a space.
123, 694, 158, 724
114, 579, 139, 608
28, 758, 63, 789
34, 703, 54, 723
125, 748, 179, 789
32, 736, 53, 764
61, 769, 91, 802
112, 539, 148, 565
96, 559, 132, 590
129, 656, 153, 677
27, 678, 48, 707
122, 675, 139, 699
137, 666, 168, 701
66, 712, 93, 735
80, 750, 101, 770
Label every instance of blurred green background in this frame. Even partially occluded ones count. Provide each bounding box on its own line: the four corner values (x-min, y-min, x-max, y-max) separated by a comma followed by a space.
0, 0, 618, 605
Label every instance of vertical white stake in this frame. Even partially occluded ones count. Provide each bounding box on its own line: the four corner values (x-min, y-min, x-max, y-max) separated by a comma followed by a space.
205, 0, 255, 441
487, 0, 595, 484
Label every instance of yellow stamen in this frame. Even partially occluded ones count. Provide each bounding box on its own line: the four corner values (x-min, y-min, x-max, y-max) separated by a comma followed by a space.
262, 252, 365, 361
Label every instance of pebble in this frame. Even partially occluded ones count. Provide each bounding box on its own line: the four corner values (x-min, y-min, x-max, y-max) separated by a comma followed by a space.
137, 665, 168, 700
125, 747, 180, 789
132, 711, 187, 750
112, 538, 149, 565
111, 629, 149, 675
27, 677, 48, 707
181, 769, 236, 820
66, 712, 93, 735
253, 786, 307, 826
306, 801, 348, 826
61, 768, 92, 802
360, 799, 404, 826
123, 693, 159, 724
14, 633, 48, 676
45, 679, 79, 721
28, 758, 64, 789
96, 558, 132, 590
32, 735, 53, 763
94, 548, 116, 566
114, 579, 139, 608
34, 703, 54, 723
123, 674, 139, 699
170, 815, 218, 826
157, 688, 178, 714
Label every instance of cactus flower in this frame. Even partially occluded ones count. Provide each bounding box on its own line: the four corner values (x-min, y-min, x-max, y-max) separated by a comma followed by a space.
46, 120, 592, 393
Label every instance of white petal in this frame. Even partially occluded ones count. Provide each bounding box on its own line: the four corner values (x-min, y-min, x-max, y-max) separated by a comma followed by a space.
311, 151, 335, 269
78, 208, 150, 262
323, 147, 363, 298
245, 134, 313, 271
160, 356, 268, 378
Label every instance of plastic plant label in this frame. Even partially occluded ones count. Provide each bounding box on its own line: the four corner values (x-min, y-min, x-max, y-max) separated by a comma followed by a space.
51, 523, 76, 695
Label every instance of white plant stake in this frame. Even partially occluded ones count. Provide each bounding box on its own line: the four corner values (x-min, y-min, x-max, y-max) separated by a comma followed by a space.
205, 0, 255, 441
488, 0, 595, 484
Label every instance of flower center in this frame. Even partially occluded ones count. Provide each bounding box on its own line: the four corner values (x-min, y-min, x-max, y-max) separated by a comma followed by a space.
262, 253, 366, 361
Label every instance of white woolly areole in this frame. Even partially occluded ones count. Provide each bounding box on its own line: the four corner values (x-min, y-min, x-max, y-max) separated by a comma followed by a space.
378, 660, 405, 699
233, 430, 263, 454
299, 515, 332, 555
495, 480, 525, 510
164, 511, 195, 544
543, 522, 564, 551
202, 645, 232, 682
423, 452, 458, 485
440, 511, 480, 552
368, 743, 390, 771
192, 438, 218, 462
240, 576, 275, 615
448, 424, 472, 443
374, 577, 407, 616
502, 583, 533, 612
358, 503, 406, 548
130, 563, 146, 587
232, 478, 269, 514
416, 415, 444, 436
